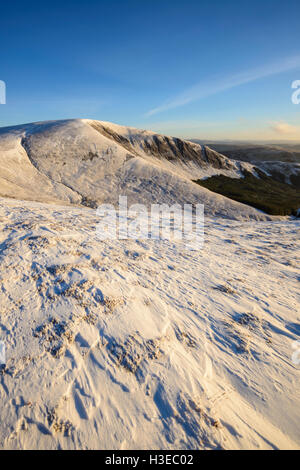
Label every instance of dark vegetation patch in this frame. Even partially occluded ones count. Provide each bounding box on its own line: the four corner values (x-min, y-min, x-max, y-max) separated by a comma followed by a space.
290, 173, 300, 188
82, 151, 99, 162
193, 169, 300, 216
81, 196, 98, 208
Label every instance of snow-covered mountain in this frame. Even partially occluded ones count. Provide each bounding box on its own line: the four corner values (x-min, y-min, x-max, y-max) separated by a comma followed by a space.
0, 119, 268, 220
0, 197, 299, 450
0, 120, 299, 450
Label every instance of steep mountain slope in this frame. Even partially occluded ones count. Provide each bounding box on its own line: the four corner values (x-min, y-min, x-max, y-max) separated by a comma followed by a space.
0, 119, 269, 220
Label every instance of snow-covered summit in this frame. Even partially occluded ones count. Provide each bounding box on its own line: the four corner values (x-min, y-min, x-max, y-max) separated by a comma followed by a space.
0, 119, 267, 220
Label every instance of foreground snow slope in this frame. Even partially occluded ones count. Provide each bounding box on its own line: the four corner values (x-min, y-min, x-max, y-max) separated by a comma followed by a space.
0, 119, 267, 220
0, 197, 299, 450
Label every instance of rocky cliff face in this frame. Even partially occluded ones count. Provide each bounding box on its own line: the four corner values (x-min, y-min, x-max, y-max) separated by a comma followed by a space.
90, 120, 236, 171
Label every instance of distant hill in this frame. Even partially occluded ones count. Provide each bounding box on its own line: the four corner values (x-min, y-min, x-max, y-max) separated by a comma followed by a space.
191, 140, 300, 163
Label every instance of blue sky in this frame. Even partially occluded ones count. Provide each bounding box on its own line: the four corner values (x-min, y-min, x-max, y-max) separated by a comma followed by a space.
1, 0, 300, 140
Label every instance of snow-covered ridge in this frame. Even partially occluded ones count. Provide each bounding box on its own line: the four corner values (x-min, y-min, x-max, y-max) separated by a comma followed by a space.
0, 119, 267, 220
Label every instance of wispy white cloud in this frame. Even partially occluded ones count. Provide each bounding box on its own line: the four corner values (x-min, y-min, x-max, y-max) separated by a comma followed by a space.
146, 55, 300, 116
270, 121, 300, 136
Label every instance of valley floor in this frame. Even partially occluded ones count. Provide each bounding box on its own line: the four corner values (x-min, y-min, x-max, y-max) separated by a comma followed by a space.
0, 197, 299, 449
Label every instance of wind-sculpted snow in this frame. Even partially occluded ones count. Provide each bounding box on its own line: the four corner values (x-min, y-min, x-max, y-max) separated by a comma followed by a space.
0, 119, 269, 220
0, 197, 299, 449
